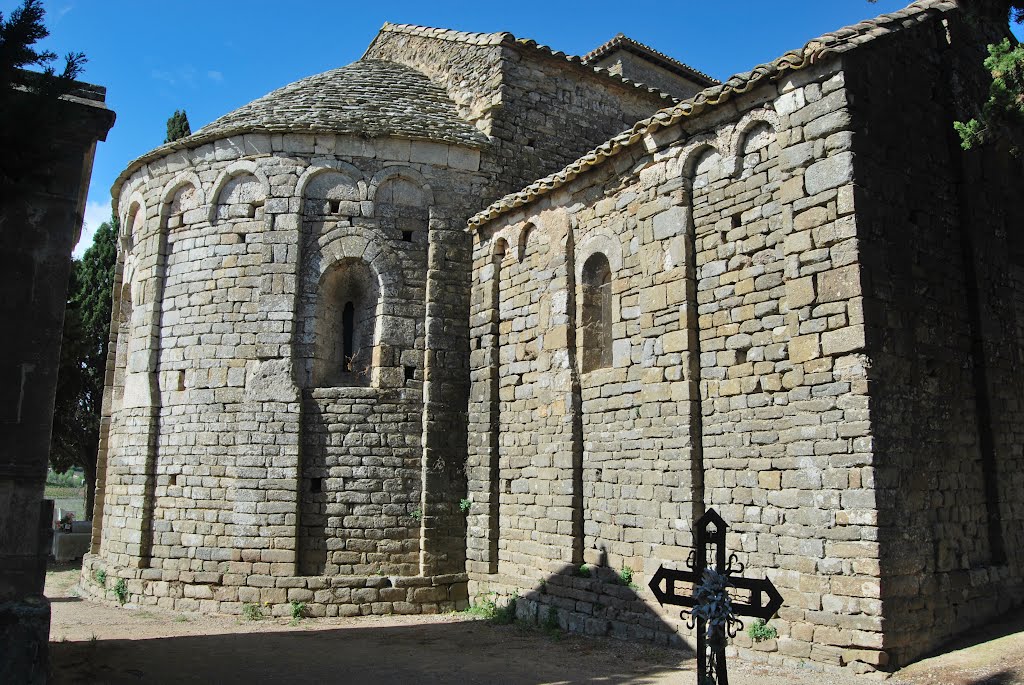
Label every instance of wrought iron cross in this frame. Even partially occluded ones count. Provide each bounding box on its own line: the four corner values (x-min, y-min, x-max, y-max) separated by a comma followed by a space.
648, 508, 783, 685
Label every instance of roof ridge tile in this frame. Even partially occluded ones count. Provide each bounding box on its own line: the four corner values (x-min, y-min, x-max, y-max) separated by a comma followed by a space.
467, 0, 957, 230
582, 33, 718, 86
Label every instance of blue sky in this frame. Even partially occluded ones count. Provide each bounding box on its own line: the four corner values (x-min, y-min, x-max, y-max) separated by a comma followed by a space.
15, 1, 1022, 256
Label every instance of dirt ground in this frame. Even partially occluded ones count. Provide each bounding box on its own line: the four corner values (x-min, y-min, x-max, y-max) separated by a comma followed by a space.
46, 562, 1023, 684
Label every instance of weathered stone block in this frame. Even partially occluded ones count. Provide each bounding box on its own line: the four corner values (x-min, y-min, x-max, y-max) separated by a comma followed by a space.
785, 277, 815, 308
789, 334, 820, 363
804, 151, 853, 195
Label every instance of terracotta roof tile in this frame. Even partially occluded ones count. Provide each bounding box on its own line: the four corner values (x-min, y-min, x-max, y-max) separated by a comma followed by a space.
467, 0, 957, 230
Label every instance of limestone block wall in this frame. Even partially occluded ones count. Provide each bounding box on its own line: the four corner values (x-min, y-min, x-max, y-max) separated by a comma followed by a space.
588, 50, 708, 101
845, 19, 1024, 666
85, 132, 487, 616
365, 27, 672, 196
468, 57, 887, 673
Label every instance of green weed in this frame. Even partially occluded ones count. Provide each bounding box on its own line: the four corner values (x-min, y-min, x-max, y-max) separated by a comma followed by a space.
113, 578, 128, 605
464, 593, 516, 624
747, 618, 778, 643
242, 602, 263, 621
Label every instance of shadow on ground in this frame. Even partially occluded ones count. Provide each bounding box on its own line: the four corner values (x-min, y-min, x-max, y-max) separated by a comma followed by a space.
965, 671, 1020, 685
50, 619, 689, 685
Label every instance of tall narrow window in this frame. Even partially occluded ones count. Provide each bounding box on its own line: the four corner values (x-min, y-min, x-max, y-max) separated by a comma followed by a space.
342, 301, 355, 370
313, 259, 379, 387
581, 253, 613, 372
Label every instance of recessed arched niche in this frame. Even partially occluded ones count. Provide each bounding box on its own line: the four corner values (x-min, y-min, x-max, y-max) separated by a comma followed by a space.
312, 258, 380, 387
304, 171, 360, 218
215, 172, 265, 220
375, 173, 428, 242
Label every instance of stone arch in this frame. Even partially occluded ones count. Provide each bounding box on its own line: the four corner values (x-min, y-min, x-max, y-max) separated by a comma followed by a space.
687, 146, 728, 194
296, 161, 367, 218
730, 110, 780, 176
516, 222, 535, 263
316, 231, 404, 296
367, 165, 434, 206
492, 236, 509, 262
297, 227, 406, 389
121, 191, 147, 252
158, 172, 205, 231
370, 166, 432, 242
574, 231, 623, 286
679, 137, 723, 181
208, 161, 269, 223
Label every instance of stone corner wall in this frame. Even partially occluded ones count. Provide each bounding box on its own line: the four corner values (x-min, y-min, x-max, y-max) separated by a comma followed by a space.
466, 50, 890, 674
843, 14, 1024, 667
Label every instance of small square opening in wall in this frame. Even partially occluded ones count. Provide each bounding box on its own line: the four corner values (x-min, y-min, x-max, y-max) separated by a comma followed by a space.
310, 478, 323, 494
404, 365, 415, 381
402, 230, 413, 242
176, 370, 185, 391
328, 199, 341, 214
731, 214, 742, 229
170, 474, 178, 487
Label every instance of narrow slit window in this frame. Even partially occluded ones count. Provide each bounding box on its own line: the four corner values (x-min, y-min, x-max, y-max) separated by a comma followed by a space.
342, 302, 355, 371
581, 253, 613, 372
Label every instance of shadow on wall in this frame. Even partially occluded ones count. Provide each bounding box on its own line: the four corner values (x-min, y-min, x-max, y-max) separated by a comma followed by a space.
498, 549, 693, 649
49, 617, 692, 684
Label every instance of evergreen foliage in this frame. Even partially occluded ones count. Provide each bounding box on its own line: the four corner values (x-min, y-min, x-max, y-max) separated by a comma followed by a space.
0, 0, 87, 199
955, 38, 1024, 155
164, 108, 191, 143
51, 216, 117, 516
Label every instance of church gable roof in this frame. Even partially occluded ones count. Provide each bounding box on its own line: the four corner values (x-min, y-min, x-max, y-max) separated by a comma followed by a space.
582, 33, 718, 88
468, 0, 958, 230
371, 22, 677, 103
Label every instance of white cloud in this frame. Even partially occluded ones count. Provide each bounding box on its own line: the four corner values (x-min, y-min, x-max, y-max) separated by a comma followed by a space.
207, 70, 224, 82
73, 200, 110, 259
151, 65, 198, 88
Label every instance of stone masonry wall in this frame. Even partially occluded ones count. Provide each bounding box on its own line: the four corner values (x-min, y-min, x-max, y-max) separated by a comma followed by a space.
588, 50, 708, 101
366, 30, 672, 196
86, 132, 487, 616
469, 55, 888, 674
845, 18, 1024, 666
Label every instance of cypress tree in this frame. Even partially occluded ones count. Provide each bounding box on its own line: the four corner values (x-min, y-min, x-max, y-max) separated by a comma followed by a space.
165, 108, 191, 143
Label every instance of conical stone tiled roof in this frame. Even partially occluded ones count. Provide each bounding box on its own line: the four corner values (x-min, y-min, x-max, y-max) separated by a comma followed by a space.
196, 58, 488, 147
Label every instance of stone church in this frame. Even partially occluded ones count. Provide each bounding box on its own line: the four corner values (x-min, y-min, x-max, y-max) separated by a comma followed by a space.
83, 0, 1023, 674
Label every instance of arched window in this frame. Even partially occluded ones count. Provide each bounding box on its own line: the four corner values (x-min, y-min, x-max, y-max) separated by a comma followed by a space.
581, 252, 613, 372
313, 259, 379, 387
